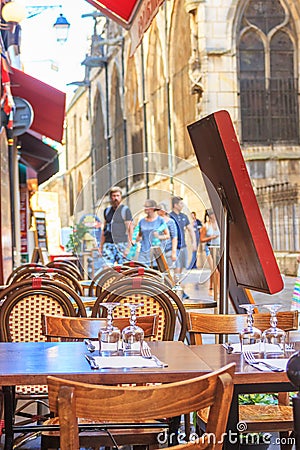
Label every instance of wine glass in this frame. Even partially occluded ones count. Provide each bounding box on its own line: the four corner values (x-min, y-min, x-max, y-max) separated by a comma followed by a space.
122, 303, 144, 354
98, 302, 121, 356
262, 304, 286, 355
239, 304, 262, 352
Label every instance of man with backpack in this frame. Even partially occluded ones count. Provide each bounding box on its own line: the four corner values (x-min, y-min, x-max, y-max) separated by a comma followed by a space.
99, 187, 133, 265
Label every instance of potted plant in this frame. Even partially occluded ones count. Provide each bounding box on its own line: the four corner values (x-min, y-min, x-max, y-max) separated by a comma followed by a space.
66, 223, 88, 254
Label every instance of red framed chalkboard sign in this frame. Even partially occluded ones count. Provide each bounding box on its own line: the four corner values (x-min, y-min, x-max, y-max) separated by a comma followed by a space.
31, 211, 49, 264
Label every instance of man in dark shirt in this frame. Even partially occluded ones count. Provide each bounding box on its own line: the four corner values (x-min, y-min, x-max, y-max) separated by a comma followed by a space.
99, 187, 133, 265
170, 196, 196, 298
188, 211, 202, 269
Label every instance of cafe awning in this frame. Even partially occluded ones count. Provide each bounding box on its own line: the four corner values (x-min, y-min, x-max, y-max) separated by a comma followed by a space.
10, 68, 66, 143
85, 0, 142, 28
18, 130, 59, 184
85, 0, 164, 54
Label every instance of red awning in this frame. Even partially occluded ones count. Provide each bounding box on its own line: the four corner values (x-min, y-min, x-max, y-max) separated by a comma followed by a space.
85, 0, 140, 28
18, 130, 59, 184
85, 0, 164, 54
10, 68, 66, 143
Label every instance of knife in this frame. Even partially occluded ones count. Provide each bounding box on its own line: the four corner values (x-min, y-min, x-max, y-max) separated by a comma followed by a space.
85, 354, 99, 369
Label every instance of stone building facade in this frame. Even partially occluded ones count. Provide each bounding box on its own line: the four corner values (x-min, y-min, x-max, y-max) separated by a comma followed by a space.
44, 0, 300, 271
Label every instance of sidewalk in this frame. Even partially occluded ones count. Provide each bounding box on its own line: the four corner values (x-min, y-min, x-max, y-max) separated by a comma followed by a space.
181, 269, 299, 342
180, 268, 296, 312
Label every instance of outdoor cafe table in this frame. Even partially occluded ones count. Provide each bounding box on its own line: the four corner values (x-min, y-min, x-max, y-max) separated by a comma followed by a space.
191, 344, 296, 450
0, 341, 211, 450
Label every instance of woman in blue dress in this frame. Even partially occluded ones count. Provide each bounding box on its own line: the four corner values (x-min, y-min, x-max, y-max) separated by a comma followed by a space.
137, 199, 169, 267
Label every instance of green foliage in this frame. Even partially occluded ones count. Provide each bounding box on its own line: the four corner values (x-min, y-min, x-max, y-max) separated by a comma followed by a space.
66, 223, 88, 253
239, 393, 277, 405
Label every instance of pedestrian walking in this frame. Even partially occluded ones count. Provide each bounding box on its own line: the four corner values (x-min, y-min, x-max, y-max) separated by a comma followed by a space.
200, 208, 220, 293
99, 186, 133, 265
157, 202, 178, 269
188, 211, 202, 269
136, 199, 169, 267
170, 196, 197, 298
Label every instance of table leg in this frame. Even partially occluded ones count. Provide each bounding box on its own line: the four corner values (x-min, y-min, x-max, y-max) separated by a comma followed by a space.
223, 388, 240, 450
3, 386, 15, 450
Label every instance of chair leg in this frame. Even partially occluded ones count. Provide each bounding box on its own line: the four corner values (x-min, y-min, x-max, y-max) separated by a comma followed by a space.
184, 413, 190, 441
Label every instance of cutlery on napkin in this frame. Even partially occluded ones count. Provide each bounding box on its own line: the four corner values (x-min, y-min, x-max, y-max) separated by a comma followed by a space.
91, 355, 168, 368
85, 354, 99, 369
224, 342, 283, 354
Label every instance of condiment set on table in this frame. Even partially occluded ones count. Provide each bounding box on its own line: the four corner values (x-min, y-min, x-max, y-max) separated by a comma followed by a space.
84, 302, 167, 369
235, 303, 295, 372
98, 302, 144, 356
239, 303, 287, 355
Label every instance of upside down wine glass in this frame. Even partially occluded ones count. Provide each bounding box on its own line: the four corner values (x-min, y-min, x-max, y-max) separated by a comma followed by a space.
262, 304, 286, 355
122, 303, 144, 354
98, 302, 121, 356
239, 304, 262, 352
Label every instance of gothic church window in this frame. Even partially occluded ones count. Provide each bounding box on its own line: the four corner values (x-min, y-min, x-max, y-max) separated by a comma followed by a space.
238, 0, 298, 144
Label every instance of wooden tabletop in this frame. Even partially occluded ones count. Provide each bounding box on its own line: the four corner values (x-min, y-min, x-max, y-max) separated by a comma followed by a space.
0, 341, 211, 386
190, 344, 292, 385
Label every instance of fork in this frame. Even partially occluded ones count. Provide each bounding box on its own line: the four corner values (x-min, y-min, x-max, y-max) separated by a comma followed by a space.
140, 342, 167, 367
285, 342, 296, 352
140, 341, 152, 358
243, 350, 284, 372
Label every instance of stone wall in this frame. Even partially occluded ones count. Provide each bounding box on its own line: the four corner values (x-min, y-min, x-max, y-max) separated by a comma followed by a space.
275, 252, 300, 276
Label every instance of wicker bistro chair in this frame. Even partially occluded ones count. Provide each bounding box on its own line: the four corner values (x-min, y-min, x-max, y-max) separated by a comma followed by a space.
6, 267, 84, 295
0, 279, 86, 448
46, 261, 83, 280
47, 364, 235, 450
0, 278, 86, 319
91, 276, 187, 342
5, 263, 46, 285
122, 266, 174, 289
88, 266, 171, 297
88, 267, 124, 297
186, 311, 299, 450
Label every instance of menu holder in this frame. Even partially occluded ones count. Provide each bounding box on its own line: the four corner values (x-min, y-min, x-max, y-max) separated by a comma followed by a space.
31, 211, 49, 264
187, 110, 283, 313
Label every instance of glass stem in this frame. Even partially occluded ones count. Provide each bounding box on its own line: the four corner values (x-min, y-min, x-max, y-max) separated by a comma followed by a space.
270, 311, 278, 330
247, 310, 254, 330
130, 308, 136, 328
107, 308, 113, 332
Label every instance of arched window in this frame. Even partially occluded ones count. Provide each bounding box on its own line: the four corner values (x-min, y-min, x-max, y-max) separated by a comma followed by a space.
238, 0, 298, 144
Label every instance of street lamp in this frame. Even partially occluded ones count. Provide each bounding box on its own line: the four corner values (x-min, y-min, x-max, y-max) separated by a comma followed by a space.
1, 1, 70, 43
52, 13, 70, 44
